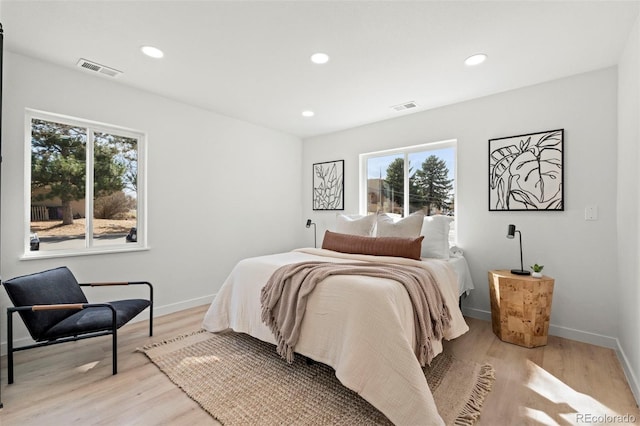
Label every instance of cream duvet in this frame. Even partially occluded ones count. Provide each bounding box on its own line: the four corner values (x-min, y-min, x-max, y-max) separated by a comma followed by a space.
202, 248, 469, 425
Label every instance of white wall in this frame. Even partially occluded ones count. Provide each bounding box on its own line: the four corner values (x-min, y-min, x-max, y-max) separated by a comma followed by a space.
303, 68, 620, 347
617, 15, 640, 403
1, 52, 304, 345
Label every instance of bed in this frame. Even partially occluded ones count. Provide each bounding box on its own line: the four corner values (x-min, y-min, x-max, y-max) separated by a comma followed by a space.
203, 248, 470, 425
450, 250, 475, 297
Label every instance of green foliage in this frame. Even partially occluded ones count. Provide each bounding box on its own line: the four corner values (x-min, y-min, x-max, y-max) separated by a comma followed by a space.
385, 158, 410, 210
530, 264, 544, 272
31, 120, 86, 200
31, 120, 87, 224
95, 132, 138, 193
411, 155, 454, 215
31, 119, 137, 224
381, 155, 453, 215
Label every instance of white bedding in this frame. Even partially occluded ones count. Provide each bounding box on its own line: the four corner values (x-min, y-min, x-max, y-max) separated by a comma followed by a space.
203, 248, 469, 425
449, 254, 475, 296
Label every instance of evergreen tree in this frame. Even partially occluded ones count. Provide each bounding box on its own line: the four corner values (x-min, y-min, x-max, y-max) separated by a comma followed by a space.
412, 155, 453, 215
385, 158, 405, 211
31, 119, 134, 225
31, 120, 86, 225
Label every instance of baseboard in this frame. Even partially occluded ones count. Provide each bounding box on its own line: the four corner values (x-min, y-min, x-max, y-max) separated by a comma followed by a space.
616, 341, 640, 406
548, 323, 619, 349
0, 294, 217, 357
461, 306, 619, 349
461, 306, 491, 322
151, 294, 215, 318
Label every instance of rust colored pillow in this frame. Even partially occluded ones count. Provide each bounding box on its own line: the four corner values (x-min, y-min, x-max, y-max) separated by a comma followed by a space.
321, 230, 424, 260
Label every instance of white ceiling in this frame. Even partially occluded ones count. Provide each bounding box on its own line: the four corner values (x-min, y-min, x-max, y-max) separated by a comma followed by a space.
2, 1, 639, 138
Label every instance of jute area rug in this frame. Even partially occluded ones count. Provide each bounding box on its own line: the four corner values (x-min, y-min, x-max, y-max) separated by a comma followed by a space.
139, 330, 495, 426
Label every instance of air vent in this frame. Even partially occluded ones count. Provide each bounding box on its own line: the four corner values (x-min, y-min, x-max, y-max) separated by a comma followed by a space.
76, 58, 123, 78
391, 101, 418, 112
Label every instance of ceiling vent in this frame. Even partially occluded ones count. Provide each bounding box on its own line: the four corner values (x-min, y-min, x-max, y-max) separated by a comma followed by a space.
76, 58, 123, 78
391, 101, 418, 112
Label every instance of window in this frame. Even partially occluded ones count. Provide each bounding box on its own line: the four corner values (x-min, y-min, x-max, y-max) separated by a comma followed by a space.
25, 109, 146, 257
360, 140, 456, 240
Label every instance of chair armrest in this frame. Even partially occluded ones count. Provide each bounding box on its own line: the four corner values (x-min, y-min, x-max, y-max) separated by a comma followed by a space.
79, 281, 153, 305
79, 281, 152, 288
79, 281, 152, 297
8, 303, 115, 313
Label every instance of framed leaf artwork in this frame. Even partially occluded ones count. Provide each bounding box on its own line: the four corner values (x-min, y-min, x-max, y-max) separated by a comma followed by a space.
489, 129, 564, 211
313, 160, 344, 210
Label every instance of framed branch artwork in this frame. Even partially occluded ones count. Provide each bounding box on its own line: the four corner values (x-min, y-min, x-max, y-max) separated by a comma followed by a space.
489, 129, 564, 211
313, 160, 344, 210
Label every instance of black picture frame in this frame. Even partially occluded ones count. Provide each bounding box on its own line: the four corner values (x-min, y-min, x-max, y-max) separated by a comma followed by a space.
489, 129, 564, 211
313, 160, 344, 210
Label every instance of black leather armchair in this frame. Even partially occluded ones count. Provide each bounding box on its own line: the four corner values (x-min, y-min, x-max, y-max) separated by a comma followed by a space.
3, 266, 153, 384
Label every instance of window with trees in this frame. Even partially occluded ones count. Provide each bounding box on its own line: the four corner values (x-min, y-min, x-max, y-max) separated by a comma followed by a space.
26, 109, 146, 256
360, 139, 456, 223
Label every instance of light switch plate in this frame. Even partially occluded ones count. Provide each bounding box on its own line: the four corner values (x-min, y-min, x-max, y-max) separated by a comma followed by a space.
585, 205, 598, 221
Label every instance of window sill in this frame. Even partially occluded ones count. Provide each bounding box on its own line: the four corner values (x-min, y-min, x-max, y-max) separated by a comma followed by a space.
21, 245, 150, 260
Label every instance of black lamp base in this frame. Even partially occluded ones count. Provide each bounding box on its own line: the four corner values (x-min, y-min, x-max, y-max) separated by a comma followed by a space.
511, 269, 531, 276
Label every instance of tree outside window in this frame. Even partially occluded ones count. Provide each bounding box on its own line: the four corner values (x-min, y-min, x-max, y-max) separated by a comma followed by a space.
364, 142, 455, 218
410, 155, 454, 215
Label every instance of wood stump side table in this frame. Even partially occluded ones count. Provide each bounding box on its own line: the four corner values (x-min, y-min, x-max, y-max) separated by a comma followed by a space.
488, 270, 555, 348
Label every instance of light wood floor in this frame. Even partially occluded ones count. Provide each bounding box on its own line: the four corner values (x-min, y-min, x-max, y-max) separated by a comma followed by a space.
0, 305, 637, 425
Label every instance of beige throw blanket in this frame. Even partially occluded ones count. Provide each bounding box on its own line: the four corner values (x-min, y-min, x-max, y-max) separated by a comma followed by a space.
260, 261, 452, 367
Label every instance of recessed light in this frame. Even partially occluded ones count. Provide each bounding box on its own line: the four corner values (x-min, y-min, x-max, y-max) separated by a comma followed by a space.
141, 45, 164, 59
302, 110, 315, 117
310, 53, 330, 64
464, 53, 487, 66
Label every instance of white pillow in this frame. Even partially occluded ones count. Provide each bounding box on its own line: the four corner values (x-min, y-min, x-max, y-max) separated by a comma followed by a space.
335, 213, 376, 236
420, 215, 454, 259
376, 211, 425, 238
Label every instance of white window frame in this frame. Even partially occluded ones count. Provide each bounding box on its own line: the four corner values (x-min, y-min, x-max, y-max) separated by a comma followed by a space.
23, 108, 148, 259
359, 139, 457, 240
